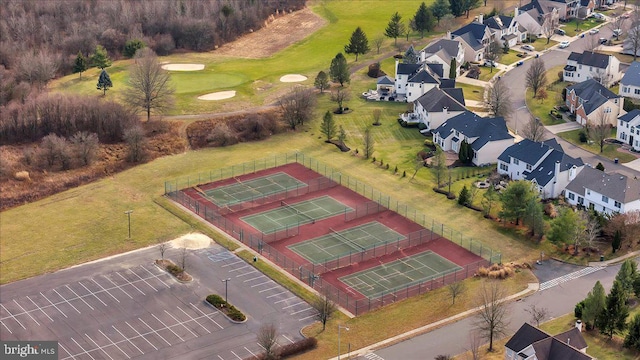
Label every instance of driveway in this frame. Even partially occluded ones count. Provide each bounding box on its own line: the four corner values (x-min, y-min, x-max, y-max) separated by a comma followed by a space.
546, 122, 583, 134
623, 157, 640, 172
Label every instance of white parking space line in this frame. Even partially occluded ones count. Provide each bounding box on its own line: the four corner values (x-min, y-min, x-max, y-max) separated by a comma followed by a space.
70, 337, 96, 360
116, 273, 146, 296
245, 346, 257, 357
298, 314, 317, 321
138, 317, 172, 346
164, 310, 197, 338
65, 285, 94, 311
243, 275, 266, 283
221, 260, 243, 268
229, 265, 250, 272
40, 291, 67, 318
266, 291, 287, 299
53, 288, 81, 314
26, 296, 53, 322
1, 303, 25, 329
99, 329, 130, 359
126, 321, 158, 350
282, 302, 304, 310
139, 265, 170, 288
231, 350, 242, 359
217, 355, 224, 360
58, 342, 75, 359
290, 307, 312, 315
12, 299, 40, 326
177, 307, 210, 334
282, 334, 294, 344
235, 271, 258, 278
250, 281, 273, 288
112, 325, 144, 355
102, 275, 133, 299
274, 296, 296, 304
91, 279, 120, 303
151, 314, 183, 342
78, 282, 108, 307
190, 303, 223, 329
258, 286, 279, 293
85, 333, 114, 360
129, 269, 158, 292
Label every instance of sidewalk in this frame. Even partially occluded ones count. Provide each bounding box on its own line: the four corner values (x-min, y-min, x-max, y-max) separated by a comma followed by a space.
588, 250, 640, 267
546, 122, 583, 134
329, 283, 539, 360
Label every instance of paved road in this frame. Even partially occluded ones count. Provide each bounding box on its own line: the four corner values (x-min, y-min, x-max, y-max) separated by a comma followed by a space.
500, 23, 639, 178
370, 261, 625, 359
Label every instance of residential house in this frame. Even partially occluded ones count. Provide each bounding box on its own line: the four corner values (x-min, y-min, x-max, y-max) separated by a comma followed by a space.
505, 322, 592, 360
619, 62, 640, 100
565, 166, 640, 214
539, 0, 581, 20
450, 15, 493, 62
516, 1, 561, 37
563, 51, 622, 87
394, 59, 453, 102
565, 79, 624, 126
616, 109, 640, 151
433, 111, 514, 166
400, 87, 467, 131
578, 0, 595, 18
420, 39, 465, 78
484, 13, 527, 47
497, 138, 584, 199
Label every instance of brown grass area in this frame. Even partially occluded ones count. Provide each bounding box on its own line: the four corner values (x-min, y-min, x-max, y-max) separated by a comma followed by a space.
212, 7, 327, 59
0, 122, 187, 210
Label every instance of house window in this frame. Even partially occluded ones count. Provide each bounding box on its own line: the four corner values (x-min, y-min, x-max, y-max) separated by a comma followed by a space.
590, 66, 593, 71
526, 164, 532, 171
513, 158, 519, 165
500, 163, 508, 171
568, 192, 575, 200
605, 107, 611, 113
615, 201, 621, 208
578, 196, 584, 204
587, 189, 591, 195
624, 87, 630, 93
602, 195, 609, 203
636, 89, 640, 95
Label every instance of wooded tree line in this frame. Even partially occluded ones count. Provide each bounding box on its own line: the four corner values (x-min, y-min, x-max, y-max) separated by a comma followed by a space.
0, 94, 136, 144
0, 0, 304, 103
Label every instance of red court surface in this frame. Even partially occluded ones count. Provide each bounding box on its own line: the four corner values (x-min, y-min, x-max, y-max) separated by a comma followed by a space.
169, 162, 491, 315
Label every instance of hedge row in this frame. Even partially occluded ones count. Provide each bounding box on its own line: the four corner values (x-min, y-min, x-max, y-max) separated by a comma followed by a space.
205, 294, 246, 322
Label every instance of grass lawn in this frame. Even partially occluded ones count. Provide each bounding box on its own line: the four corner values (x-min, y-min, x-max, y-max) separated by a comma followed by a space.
525, 65, 567, 126
561, 18, 601, 37
499, 49, 525, 65
457, 82, 485, 102
557, 128, 638, 163
478, 66, 499, 81
601, 51, 637, 64
528, 38, 559, 52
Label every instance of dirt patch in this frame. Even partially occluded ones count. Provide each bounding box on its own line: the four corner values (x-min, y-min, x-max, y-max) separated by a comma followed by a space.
169, 233, 212, 249
213, 7, 327, 59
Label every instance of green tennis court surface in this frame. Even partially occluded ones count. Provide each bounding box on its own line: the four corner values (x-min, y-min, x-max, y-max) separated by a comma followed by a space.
241, 196, 352, 234
340, 251, 462, 299
201, 172, 306, 207
288, 222, 405, 264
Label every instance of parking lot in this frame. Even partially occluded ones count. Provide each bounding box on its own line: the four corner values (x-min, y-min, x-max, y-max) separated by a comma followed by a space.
0, 241, 316, 359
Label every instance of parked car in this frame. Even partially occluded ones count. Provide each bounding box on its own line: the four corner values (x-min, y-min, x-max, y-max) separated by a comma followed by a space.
593, 13, 605, 20
483, 59, 497, 67
516, 61, 524, 67
559, 41, 570, 48
599, 37, 608, 44
589, 28, 600, 34
555, 29, 566, 36
521, 44, 535, 51
613, 29, 623, 37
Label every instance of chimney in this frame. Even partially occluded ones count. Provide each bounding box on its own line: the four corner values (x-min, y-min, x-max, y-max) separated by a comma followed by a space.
478, 13, 484, 24
447, 30, 452, 40
514, 7, 519, 17
443, 107, 448, 114
567, 338, 571, 346
576, 320, 583, 332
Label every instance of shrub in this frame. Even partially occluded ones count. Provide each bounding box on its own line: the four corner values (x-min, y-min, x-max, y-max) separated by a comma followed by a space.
575, 300, 585, 318
123, 39, 145, 58
394, 165, 398, 174
206, 294, 225, 307
279, 337, 317, 357
424, 138, 434, 147
167, 264, 183, 276
367, 62, 385, 78
579, 130, 588, 143
544, 203, 558, 218
226, 306, 246, 321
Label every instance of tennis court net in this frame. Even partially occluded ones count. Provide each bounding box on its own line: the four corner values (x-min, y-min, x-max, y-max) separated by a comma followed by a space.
281, 200, 315, 223
330, 227, 365, 252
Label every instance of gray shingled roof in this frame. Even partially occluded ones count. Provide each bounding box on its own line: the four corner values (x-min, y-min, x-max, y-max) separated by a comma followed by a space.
567, 51, 611, 69
422, 39, 460, 59
408, 69, 439, 84
525, 149, 584, 187
497, 139, 554, 164
565, 166, 640, 203
426, 63, 444, 79
506, 323, 593, 360
434, 111, 512, 150
621, 62, 640, 87
442, 88, 464, 104
415, 87, 466, 112
452, 22, 487, 51
376, 75, 394, 85
619, 109, 640, 123
566, 79, 620, 115
520, 0, 544, 15
555, 328, 588, 351
397, 63, 421, 75
440, 79, 456, 89
532, 338, 593, 360
505, 323, 549, 353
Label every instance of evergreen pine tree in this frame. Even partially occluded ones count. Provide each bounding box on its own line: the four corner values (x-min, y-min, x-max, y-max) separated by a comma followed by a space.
615, 259, 638, 300
412, 2, 435, 38
344, 27, 370, 61
329, 53, 350, 86
430, 0, 451, 24
96, 69, 113, 95
596, 280, 629, 339
458, 186, 470, 205
403, 45, 420, 64
624, 314, 640, 350
523, 197, 544, 238
612, 229, 622, 253
384, 12, 405, 45
314, 71, 329, 93
449, 0, 465, 17
320, 111, 337, 142
582, 281, 607, 329
449, 58, 457, 79
73, 51, 88, 79
90, 45, 112, 69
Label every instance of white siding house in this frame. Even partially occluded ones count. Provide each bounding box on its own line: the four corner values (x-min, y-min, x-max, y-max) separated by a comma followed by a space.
563, 51, 622, 88
616, 109, 640, 152
619, 62, 640, 100
565, 167, 640, 214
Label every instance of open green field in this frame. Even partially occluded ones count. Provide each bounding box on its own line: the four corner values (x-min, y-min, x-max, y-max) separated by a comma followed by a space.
525, 65, 567, 126
561, 17, 602, 37
499, 49, 526, 66
557, 128, 637, 163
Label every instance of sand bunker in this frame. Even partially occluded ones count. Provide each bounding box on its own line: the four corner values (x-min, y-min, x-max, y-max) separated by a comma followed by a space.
280, 74, 307, 82
197, 90, 236, 100
169, 233, 212, 249
161, 63, 205, 71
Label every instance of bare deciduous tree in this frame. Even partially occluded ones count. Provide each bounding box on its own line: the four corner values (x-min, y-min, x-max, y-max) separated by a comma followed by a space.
525, 304, 549, 327
582, 211, 601, 254
179, 242, 189, 271
475, 280, 509, 352
124, 48, 174, 121
526, 58, 547, 98
609, 15, 626, 41
466, 331, 482, 360
626, 26, 640, 61
522, 116, 545, 142
18, 50, 59, 89
543, 17, 559, 44
484, 81, 513, 119
448, 282, 466, 305
484, 41, 501, 73
158, 243, 167, 260
277, 87, 317, 130
439, 14, 456, 32
123, 125, 148, 163
71, 131, 99, 166
331, 87, 352, 114
363, 127, 375, 160
372, 36, 385, 54
311, 292, 336, 331
588, 108, 611, 153
257, 323, 279, 360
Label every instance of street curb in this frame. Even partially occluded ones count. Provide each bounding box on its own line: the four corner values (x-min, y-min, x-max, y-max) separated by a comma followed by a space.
588, 251, 640, 267
328, 283, 539, 360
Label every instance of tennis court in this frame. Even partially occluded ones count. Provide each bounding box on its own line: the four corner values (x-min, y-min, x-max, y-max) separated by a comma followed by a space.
288, 222, 406, 264
199, 172, 306, 207
340, 251, 462, 299
240, 196, 353, 234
